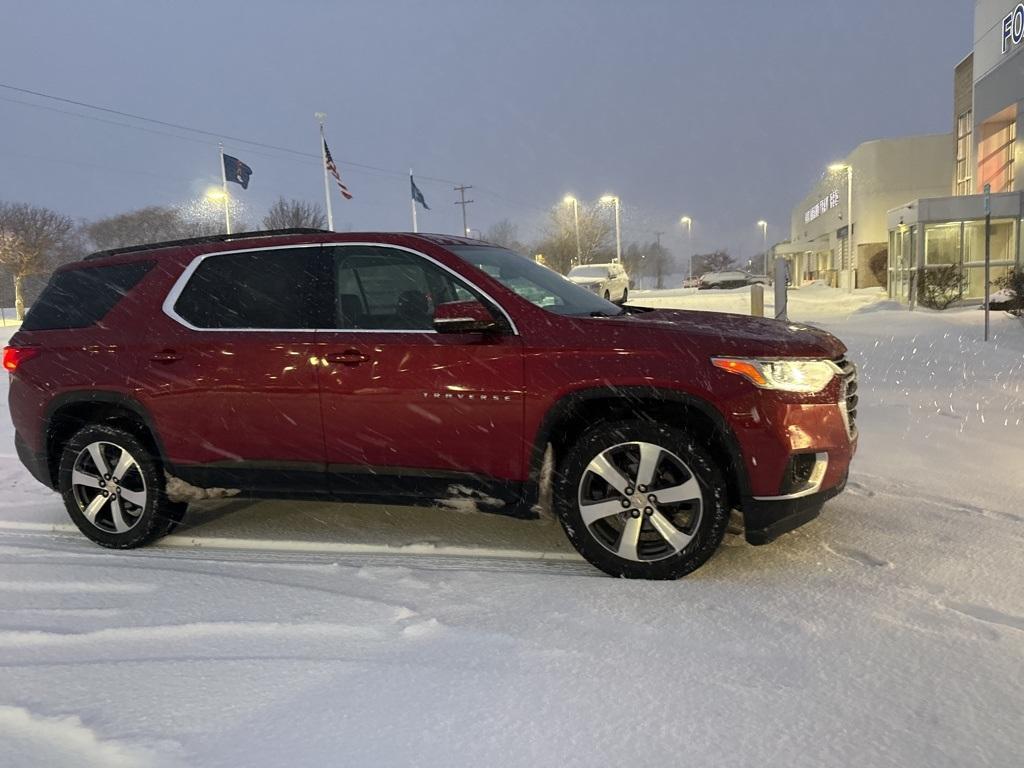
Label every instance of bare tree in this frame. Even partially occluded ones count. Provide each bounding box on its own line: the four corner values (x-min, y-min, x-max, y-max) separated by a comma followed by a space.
86, 206, 186, 250
484, 219, 525, 252
535, 201, 614, 274
692, 250, 735, 275
0, 202, 77, 318
262, 197, 327, 231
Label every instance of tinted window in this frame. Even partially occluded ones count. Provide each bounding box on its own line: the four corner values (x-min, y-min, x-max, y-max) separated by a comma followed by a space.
21, 261, 154, 331
175, 248, 322, 329
330, 247, 479, 330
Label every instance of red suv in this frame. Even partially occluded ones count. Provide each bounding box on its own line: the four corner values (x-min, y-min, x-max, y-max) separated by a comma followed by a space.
5, 230, 857, 579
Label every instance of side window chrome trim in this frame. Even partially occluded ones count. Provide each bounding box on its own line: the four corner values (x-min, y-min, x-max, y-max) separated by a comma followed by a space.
162, 242, 519, 335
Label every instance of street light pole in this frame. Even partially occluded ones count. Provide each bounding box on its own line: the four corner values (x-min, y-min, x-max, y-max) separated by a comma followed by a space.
564, 196, 582, 265
829, 163, 855, 293
757, 220, 768, 275
846, 165, 854, 293
681, 216, 693, 282
601, 195, 622, 262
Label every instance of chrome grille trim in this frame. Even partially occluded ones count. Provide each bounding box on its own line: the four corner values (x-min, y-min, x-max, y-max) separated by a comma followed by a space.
834, 356, 858, 439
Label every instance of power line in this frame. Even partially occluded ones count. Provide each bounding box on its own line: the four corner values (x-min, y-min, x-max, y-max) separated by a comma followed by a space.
0, 81, 554, 219
0, 81, 461, 185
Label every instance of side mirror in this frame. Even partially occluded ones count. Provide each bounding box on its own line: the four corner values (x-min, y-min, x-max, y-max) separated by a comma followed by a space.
433, 299, 498, 333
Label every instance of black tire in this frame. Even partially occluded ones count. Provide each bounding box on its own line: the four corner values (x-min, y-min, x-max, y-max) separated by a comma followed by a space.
554, 419, 729, 579
58, 424, 186, 549
621, 288, 628, 304
603, 290, 611, 300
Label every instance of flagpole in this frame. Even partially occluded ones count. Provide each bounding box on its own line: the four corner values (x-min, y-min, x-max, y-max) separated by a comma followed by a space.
316, 113, 335, 231
410, 168, 418, 233
218, 142, 231, 235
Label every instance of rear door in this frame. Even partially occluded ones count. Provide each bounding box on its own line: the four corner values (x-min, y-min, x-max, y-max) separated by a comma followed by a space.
315, 245, 525, 499
138, 246, 328, 493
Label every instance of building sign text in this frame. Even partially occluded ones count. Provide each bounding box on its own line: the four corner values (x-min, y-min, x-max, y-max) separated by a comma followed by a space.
805, 190, 840, 224
1002, 4, 1024, 54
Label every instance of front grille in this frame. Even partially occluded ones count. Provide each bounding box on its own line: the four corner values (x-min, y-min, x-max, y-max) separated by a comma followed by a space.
834, 356, 858, 438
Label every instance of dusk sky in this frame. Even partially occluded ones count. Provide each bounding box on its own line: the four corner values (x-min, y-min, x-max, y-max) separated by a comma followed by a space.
0, 0, 971, 261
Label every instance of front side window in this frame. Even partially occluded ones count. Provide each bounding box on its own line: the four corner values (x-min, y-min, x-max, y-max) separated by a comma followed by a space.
452, 246, 621, 317
174, 248, 322, 329
329, 246, 481, 330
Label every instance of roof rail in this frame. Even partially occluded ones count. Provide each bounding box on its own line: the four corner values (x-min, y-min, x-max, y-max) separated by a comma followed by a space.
83, 228, 332, 261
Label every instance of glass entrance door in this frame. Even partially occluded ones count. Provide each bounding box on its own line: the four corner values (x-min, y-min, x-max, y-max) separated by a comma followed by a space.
888, 227, 916, 302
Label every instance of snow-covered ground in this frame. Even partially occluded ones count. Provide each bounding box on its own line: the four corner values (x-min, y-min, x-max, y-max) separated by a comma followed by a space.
1, 287, 1022, 767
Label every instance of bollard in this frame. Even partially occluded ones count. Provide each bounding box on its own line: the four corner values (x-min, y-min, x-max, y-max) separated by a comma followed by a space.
774, 260, 789, 320
750, 283, 764, 317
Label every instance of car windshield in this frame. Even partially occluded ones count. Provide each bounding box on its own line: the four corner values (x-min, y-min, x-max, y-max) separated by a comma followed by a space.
568, 266, 609, 278
449, 246, 622, 317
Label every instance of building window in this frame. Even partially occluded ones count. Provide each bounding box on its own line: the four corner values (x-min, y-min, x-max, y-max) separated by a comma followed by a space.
956, 110, 973, 195
1008, 120, 1016, 190
978, 108, 1016, 194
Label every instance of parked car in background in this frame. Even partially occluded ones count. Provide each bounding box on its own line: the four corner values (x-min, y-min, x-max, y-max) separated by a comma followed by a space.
698, 271, 770, 290
681, 277, 702, 289
4, 229, 857, 580
567, 263, 630, 303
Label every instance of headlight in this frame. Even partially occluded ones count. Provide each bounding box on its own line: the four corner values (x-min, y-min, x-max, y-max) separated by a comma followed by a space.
711, 357, 839, 393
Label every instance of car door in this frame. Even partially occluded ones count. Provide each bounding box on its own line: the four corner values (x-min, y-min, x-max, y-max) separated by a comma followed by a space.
139, 245, 328, 494
315, 244, 525, 500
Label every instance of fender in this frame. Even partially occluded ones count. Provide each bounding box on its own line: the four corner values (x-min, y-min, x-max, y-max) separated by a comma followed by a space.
526, 385, 752, 503
44, 390, 171, 467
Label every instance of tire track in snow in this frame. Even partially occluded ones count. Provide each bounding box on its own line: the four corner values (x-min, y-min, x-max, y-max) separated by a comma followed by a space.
940, 601, 1024, 634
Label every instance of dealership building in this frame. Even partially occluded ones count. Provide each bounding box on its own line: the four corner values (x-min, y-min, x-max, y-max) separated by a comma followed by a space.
777, 1, 1024, 300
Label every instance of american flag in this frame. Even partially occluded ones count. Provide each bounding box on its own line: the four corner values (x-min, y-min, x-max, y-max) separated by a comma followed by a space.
322, 137, 353, 200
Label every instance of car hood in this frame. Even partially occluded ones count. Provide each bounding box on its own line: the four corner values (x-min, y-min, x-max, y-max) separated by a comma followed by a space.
608, 308, 846, 358
568, 277, 605, 286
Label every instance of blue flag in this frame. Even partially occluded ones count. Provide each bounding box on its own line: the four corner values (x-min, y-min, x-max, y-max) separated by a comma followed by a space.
223, 154, 253, 189
410, 175, 429, 210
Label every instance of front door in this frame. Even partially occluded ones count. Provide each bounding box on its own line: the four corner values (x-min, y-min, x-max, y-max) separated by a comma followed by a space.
315, 245, 524, 501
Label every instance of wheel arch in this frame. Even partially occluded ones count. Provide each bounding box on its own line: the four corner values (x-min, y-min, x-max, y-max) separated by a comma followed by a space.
528, 386, 751, 511
44, 392, 168, 488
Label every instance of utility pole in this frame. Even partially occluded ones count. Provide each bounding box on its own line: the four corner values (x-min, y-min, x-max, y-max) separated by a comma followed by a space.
454, 185, 474, 237
654, 231, 665, 289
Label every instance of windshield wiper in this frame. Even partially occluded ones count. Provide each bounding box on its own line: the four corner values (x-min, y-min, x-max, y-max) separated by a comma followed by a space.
589, 309, 626, 318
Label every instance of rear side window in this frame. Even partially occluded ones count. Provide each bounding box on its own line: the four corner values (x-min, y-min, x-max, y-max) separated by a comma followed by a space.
173, 248, 322, 329
20, 261, 155, 331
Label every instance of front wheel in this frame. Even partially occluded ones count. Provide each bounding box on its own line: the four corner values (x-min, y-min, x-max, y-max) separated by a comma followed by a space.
603, 290, 611, 300
554, 420, 729, 579
621, 288, 629, 304
58, 425, 186, 549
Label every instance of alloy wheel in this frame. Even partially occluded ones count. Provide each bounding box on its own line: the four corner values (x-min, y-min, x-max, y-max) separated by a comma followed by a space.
70, 441, 148, 534
577, 441, 703, 562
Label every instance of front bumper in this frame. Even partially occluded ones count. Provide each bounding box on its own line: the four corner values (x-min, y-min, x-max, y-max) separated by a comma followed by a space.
742, 473, 847, 545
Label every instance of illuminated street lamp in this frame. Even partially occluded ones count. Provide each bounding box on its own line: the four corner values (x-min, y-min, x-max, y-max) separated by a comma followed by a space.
680, 216, 693, 282
829, 162, 855, 293
757, 220, 768, 276
600, 194, 622, 263
563, 195, 582, 265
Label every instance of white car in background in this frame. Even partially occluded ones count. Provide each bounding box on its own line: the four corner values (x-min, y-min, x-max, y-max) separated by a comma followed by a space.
567, 263, 630, 303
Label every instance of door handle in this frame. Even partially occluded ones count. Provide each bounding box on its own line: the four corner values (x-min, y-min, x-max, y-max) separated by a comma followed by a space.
150, 350, 181, 363
326, 350, 370, 366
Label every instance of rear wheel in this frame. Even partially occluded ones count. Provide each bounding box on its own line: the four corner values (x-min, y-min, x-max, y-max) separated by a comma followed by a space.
554, 420, 729, 579
58, 425, 186, 549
